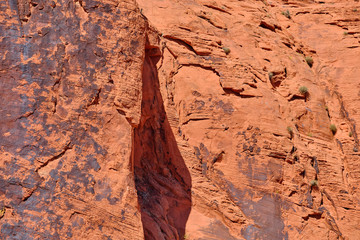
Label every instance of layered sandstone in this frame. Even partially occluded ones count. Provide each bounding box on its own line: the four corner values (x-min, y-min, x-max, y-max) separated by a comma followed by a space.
0, 0, 359, 239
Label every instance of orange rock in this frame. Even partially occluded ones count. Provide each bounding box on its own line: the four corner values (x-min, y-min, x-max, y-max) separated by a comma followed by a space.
0, 0, 359, 239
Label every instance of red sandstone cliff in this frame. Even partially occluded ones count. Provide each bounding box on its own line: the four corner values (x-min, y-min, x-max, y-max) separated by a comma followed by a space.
0, 0, 359, 239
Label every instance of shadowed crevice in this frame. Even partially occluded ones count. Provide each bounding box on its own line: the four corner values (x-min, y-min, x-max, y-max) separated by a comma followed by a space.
133, 42, 192, 240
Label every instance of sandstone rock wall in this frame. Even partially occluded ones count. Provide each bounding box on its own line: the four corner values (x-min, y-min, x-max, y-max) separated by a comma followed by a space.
0, 0, 359, 239
0, 0, 146, 238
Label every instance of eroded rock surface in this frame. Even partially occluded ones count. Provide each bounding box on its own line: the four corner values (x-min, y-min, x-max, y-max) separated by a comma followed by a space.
0, 0, 146, 238
0, 0, 359, 239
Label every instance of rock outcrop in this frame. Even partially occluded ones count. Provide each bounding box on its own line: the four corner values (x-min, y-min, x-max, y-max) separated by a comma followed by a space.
0, 0, 359, 239
0, 0, 146, 238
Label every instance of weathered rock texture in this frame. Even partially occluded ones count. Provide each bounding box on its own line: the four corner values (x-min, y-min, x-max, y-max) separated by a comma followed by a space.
0, 0, 359, 239
0, 0, 146, 238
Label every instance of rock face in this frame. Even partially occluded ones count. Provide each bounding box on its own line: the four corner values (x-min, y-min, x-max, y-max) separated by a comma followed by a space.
0, 0, 359, 239
0, 0, 146, 238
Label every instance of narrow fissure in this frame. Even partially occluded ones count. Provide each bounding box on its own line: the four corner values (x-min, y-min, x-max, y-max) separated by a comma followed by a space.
133, 41, 192, 240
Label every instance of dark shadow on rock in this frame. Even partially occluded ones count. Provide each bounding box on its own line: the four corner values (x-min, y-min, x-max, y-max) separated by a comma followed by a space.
133, 40, 192, 239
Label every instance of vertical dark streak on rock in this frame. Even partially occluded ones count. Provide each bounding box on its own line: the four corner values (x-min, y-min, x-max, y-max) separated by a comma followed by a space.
335, 92, 359, 150
133, 37, 192, 240
7, 0, 24, 36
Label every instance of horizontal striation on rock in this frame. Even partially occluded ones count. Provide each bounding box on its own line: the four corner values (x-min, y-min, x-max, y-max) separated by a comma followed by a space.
0, 0, 359, 239
137, 0, 360, 239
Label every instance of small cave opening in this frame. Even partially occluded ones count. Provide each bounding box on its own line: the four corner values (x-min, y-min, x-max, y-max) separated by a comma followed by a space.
133, 41, 192, 240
